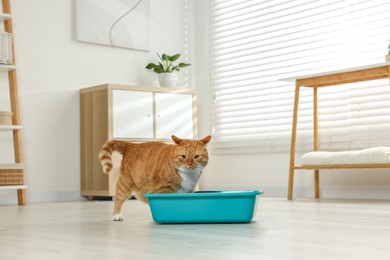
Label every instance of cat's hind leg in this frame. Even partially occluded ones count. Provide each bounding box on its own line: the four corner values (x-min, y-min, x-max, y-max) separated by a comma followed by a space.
113, 176, 132, 221
135, 191, 149, 203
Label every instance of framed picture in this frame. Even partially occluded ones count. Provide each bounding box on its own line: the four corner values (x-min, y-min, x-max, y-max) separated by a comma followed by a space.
76, 0, 151, 51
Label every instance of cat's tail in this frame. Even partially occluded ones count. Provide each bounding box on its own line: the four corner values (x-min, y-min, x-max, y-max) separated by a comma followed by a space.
99, 140, 128, 174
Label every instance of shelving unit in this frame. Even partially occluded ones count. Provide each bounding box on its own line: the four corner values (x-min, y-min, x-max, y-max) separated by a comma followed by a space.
0, 0, 26, 205
282, 62, 390, 200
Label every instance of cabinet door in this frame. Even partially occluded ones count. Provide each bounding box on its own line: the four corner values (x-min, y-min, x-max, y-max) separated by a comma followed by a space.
112, 90, 153, 139
155, 93, 194, 139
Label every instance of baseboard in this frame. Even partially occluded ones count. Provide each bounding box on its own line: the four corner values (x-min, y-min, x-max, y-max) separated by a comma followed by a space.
0, 190, 87, 205
200, 185, 390, 200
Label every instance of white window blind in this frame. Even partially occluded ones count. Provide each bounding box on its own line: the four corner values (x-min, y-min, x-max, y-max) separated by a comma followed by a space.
210, 0, 390, 152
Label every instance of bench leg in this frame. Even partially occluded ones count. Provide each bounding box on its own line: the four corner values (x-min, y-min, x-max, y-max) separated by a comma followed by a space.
288, 169, 294, 200
288, 83, 300, 200
314, 169, 320, 199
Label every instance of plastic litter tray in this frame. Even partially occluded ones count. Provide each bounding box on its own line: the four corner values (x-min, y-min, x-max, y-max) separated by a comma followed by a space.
144, 190, 263, 224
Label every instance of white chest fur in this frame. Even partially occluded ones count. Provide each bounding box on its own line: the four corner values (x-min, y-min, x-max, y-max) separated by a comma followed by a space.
176, 166, 203, 193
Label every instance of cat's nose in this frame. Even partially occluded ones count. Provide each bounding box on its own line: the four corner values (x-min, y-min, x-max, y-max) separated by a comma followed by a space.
188, 160, 193, 166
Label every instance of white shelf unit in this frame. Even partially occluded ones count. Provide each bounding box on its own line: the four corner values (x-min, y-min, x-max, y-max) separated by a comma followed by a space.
0, 64, 16, 71
0, 0, 26, 205
0, 13, 11, 21
0, 185, 26, 190
0, 125, 22, 130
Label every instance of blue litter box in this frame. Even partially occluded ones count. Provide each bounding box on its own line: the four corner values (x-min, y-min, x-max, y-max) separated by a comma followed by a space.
144, 190, 263, 224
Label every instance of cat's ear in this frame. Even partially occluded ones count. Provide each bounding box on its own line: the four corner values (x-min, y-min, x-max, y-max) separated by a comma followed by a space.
172, 135, 182, 145
201, 135, 212, 144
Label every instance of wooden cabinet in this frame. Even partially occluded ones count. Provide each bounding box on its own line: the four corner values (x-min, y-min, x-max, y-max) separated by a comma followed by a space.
80, 84, 198, 198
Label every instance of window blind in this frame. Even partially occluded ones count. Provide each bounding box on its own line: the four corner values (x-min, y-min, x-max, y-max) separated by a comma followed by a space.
210, 0, 390, 152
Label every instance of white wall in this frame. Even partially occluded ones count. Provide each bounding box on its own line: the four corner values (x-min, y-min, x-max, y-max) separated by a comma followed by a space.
194, 0, 390, 200
0, 0, 195, 203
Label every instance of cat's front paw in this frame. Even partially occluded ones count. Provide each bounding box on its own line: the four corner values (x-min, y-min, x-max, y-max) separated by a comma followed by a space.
113, 214, 124, 221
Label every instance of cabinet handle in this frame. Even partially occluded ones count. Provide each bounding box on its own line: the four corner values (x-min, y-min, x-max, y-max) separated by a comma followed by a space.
148, 114, 151, 117
157, 114, 161, 117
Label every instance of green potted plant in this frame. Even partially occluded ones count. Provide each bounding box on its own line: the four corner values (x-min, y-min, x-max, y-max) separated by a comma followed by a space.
145, 53, 190, 87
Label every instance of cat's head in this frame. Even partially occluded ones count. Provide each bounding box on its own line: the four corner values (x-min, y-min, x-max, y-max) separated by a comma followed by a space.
172, 135, 211, 170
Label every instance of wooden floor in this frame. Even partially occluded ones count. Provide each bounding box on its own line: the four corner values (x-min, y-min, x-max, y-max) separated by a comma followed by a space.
1, 198, 390, 259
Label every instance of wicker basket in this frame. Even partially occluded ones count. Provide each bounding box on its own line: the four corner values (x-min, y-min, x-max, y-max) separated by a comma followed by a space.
0, 31, 13, 65
0, 168, 24, 185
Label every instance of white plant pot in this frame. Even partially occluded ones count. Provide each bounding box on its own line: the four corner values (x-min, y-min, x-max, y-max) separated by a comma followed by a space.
158, 73, 178, 88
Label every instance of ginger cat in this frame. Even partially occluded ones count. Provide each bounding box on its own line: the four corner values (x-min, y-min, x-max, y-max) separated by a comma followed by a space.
99, 135, 211, 221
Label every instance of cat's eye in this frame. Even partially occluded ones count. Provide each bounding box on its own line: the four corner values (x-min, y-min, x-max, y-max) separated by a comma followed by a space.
181, 155, 187, 160
194, 155, 200, 159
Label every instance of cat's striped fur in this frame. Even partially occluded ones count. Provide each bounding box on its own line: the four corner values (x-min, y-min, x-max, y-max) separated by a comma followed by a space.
99, 135, 211, 221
